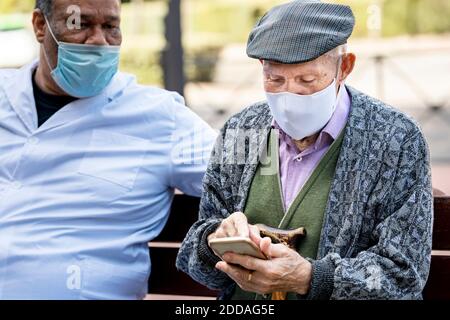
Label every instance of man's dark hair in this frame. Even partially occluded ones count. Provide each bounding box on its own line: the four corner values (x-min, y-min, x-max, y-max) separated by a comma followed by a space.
35, 0, 53, 18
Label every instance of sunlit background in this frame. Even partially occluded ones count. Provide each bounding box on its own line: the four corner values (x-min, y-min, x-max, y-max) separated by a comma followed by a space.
1, 0, 449, 193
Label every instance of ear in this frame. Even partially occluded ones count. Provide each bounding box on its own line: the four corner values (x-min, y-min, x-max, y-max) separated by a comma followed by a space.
32, 9, 46, 44
339, 53, 356, 83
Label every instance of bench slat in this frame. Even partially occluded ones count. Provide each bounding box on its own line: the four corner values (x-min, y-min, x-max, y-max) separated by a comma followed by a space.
423, 254, 450, 300
432, 196, 450, 250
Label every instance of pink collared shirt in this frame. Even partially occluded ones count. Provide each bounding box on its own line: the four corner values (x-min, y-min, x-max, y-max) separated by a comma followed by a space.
273, 86, 351, 210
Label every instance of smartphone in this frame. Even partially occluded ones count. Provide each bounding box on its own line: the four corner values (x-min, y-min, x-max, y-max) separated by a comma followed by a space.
208, 236, 267, 260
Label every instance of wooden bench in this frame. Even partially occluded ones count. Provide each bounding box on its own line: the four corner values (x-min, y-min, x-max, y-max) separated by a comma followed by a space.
148, 194, 218, 299
148, 192, 450, 300
423, 194, 450, 299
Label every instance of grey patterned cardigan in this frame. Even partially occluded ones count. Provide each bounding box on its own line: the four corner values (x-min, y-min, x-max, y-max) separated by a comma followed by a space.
176, 86, 433, 300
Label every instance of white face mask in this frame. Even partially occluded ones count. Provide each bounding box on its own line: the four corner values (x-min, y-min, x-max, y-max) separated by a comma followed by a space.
266, 78, 342, 141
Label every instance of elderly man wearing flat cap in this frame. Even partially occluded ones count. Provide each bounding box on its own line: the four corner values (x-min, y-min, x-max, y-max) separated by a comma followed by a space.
177, 0, 432, 300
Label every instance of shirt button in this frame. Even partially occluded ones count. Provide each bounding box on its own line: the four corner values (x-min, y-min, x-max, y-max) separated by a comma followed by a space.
11, 181, 22, 190
28, 137, 39, 145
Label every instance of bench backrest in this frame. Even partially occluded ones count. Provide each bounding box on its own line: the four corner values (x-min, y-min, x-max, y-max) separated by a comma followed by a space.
423, 196, 450, 300
149, 194, 450, 299
148, 195, 218, 297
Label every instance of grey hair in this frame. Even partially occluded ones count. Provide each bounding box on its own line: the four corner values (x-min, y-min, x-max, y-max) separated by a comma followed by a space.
35, 0, 53, 18
323, 44, 347, 62
321, 44, 348, 75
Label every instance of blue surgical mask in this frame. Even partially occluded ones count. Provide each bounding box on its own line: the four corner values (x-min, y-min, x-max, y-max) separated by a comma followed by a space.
43, 18, 120, 98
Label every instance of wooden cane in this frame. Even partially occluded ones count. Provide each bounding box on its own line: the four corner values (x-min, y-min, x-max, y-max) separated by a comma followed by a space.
256, 224, 307, 300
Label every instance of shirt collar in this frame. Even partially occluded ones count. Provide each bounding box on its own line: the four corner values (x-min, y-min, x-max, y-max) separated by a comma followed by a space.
4, 59, 136, 134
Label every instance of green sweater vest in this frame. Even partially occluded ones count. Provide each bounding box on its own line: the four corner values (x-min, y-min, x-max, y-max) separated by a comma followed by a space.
232, 129, 344, 300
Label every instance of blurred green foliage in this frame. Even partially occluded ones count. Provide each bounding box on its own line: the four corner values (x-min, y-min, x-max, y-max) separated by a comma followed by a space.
120, 48, 162, 85
3, 0, 449, 37
0, 0, 35, 13
1, 0, 449, 85
120, 0, 450, 85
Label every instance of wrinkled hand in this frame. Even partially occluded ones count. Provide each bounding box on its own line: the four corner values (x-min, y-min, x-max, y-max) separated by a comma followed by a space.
207, 212, 261, 242
215, 237, 312, 296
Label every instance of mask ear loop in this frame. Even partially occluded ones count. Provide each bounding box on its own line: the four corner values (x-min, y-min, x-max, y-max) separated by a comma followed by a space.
44, 16, 61, 46
335, 55, 345, 97
329, 55, 345, 112
335, 55, 343, 84
42, 16, 59, 72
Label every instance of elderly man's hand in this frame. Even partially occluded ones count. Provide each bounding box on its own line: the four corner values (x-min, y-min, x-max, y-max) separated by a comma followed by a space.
215, 239, 312, 296
207, 212, 261, 242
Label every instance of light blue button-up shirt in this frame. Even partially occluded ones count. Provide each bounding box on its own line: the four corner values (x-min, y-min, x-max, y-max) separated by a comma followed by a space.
0, 61, 217, 300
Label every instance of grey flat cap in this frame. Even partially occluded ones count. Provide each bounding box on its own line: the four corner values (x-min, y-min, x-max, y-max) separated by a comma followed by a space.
247, 0, 355, 64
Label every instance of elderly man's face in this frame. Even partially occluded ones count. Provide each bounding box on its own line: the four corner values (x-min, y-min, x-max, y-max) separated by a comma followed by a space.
262, 56, 341, 95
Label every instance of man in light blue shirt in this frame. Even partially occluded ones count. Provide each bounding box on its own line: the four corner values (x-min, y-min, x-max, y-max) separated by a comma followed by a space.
0, 0, 216, 299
